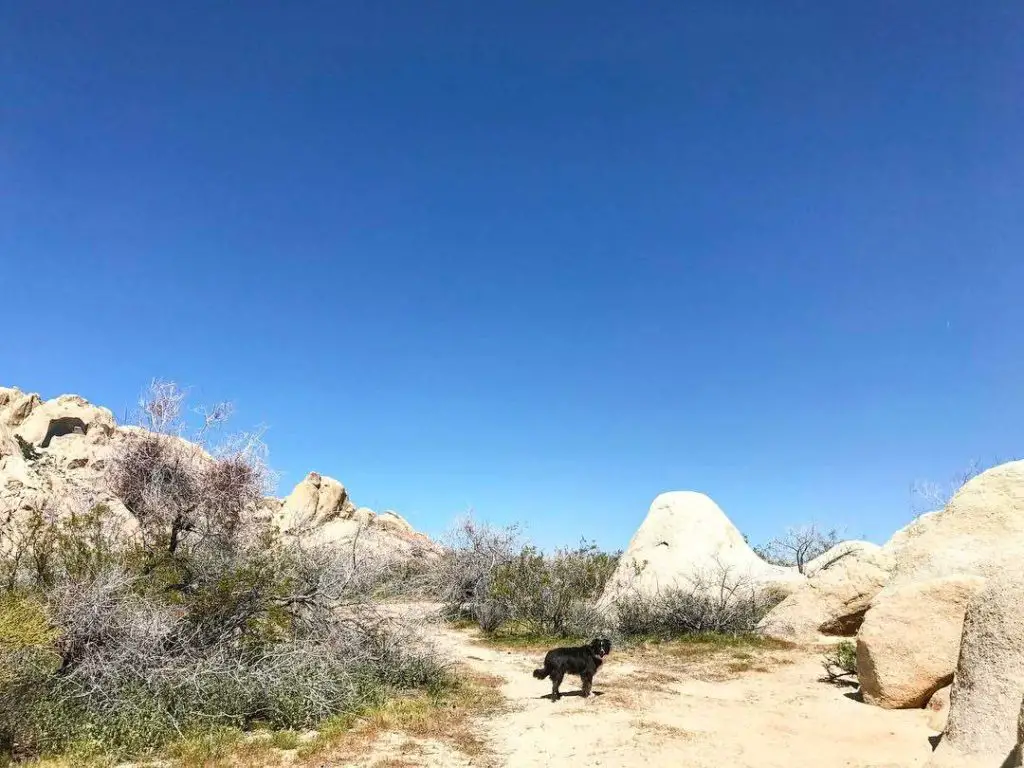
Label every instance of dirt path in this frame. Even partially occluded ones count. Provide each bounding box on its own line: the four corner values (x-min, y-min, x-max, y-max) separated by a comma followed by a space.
402, 605, 937, 768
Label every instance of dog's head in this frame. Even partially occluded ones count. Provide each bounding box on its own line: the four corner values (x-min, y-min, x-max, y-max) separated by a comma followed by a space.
589, 638, 612, 657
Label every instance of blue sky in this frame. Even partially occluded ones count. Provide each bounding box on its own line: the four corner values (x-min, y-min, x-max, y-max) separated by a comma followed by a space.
2, 2, 1022, 551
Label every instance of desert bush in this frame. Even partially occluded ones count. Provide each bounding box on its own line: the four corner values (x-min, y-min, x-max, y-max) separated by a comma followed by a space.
423, 516, 523, 628
755, 523, 840, 574
822, 639, 858, 685
425, 517, 619, 637
0, 381, 449, 763
490, 541, 618, 637
614, 562, 786, 638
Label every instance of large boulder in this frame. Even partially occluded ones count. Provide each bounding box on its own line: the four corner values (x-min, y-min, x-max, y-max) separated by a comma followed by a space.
857, 575, 985, 709
759, 541, 892, 643
887, 461, 1024, 587
599, 491, 803, 606
928, 562, 1024, 768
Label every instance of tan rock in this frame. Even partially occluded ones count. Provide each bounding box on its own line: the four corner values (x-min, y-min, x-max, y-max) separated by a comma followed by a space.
12, 394, 116, 447
1018, 696, 1024, 766
927, 685, 952, 733
0, 387, 42, 427
275, 472, 358, 536
881, 510, 942, 562
857, 575, 985, 709
888, 461, 1024, 587
928, 561, 1024, 767
600, 491, 804, 607
759, 542, 892, 643
376, 510, 414, 535
2, 385, 441, 568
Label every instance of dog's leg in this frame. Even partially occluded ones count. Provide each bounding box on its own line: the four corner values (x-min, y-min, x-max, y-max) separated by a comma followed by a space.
551, 671, 564, 701
581, 671, 593, 697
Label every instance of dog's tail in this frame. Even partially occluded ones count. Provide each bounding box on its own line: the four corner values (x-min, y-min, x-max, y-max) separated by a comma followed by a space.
532, 667, 549, 680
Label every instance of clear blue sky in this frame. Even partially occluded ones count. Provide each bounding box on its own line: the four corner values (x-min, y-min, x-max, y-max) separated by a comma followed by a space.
2, 2, 1021, 551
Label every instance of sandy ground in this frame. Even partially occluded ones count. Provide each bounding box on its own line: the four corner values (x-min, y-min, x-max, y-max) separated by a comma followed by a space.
362, 605, 937, 768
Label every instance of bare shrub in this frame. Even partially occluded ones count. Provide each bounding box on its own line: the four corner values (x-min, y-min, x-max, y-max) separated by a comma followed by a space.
422, 516, 522, 627
0, 381, 449, 762
909, 457, 1019, 515
755, 524, 840, 574
422, 518, 619, 638
614, 561, 786, 638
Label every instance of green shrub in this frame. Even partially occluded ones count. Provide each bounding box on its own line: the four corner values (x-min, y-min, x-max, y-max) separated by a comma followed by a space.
822, 639, 858, 684
490, 542, 618, 637
0, 594, 61, 757
427, 518, 619, 638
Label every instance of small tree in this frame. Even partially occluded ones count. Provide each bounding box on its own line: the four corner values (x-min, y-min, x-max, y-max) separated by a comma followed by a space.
756, 524, 840, 574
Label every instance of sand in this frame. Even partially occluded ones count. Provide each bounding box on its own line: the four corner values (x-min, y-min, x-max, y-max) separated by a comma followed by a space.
352, 605, 938, 768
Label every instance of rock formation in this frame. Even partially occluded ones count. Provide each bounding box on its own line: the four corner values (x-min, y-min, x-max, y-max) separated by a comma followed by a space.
927, 561, 1024, 767
886, 461, 1024, 587
759, 541, 892, 643
1, 385, 438, 564
599, 491, 803, 606
856, 575, 984, 709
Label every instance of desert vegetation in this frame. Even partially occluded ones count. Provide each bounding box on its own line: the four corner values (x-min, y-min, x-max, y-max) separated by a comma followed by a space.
424, 517, 787, 649
0, 382, 452, 765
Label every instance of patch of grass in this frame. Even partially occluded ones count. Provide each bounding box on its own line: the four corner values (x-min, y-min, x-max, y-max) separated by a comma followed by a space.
623, 632, 797, 682
268, 730, 300, 751
164, 726, 246, 768
628, 631, 794, 655
449, 617, 589, 652
297, 670, 504, 764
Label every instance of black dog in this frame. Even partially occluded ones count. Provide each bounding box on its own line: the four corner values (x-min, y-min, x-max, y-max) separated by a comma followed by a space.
532, 638, 611, 700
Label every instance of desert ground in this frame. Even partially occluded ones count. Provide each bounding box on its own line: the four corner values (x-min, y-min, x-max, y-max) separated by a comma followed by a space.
342, 604, 935, 768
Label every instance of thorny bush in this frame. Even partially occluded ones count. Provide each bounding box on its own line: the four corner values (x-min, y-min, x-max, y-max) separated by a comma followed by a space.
0, 381, 447, 762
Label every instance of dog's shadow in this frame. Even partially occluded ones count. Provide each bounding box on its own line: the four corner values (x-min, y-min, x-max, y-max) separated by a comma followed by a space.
540, 690, 604, 701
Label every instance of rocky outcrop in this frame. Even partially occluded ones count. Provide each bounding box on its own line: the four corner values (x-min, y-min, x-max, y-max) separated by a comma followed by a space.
273, 472, 439, 559
857, 575, 985, 709
275, 472, 359, 536
927, 562, 1024, 768
600, 491, 803, 606
886, 461, 1024, 587
759, 542, 892, 643
2, 389, 116, 448
2, 386, 440, 564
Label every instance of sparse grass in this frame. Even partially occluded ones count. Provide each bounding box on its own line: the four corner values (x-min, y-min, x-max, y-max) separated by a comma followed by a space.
296, 670, 504, 765
268, 730, 300, 751
628, 631, 795, 655
164, 727, 247, 767
470, 625, 589, 653
623, 632, 797, 681
631, 719, 696, 741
